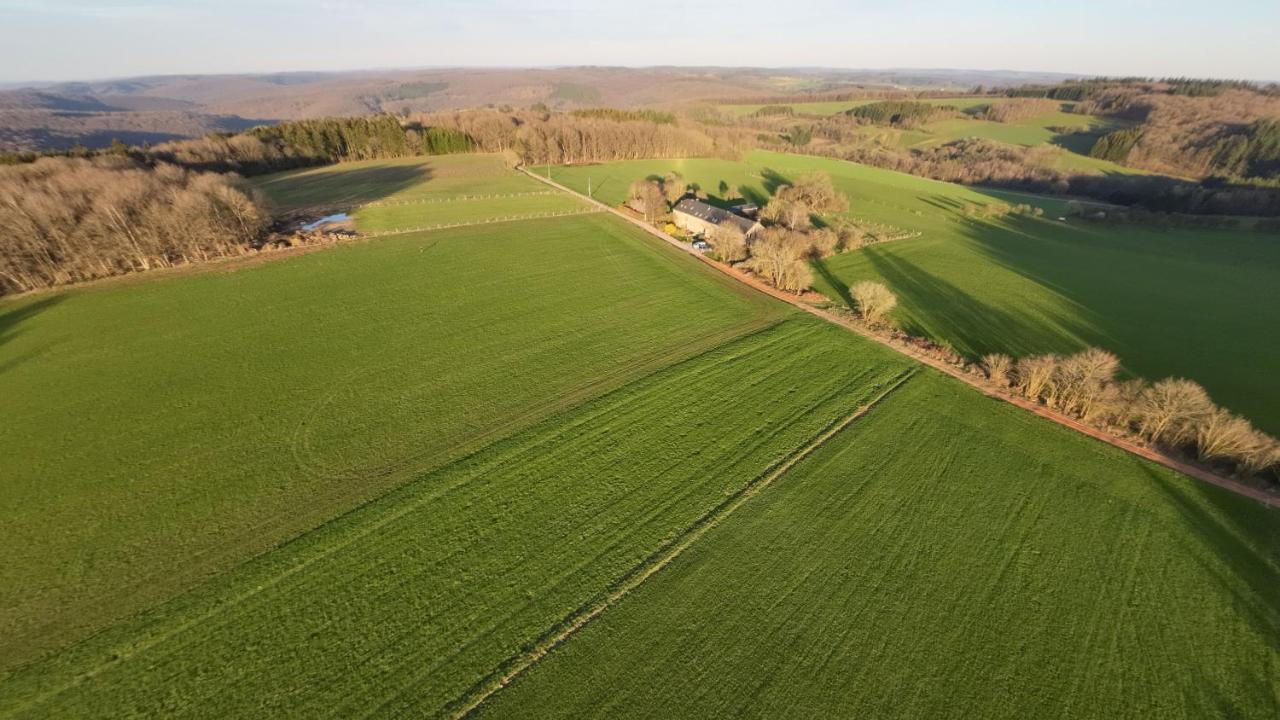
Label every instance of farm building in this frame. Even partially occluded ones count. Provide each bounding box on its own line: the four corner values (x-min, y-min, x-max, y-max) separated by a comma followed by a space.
672, 198, 762, 240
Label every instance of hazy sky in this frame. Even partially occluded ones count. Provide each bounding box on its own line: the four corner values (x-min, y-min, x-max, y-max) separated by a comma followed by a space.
1, 0, 1276, 84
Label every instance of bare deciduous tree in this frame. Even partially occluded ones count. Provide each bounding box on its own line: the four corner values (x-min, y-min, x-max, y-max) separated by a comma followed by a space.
745, 228, 812, 293
1194, 409, 1257, 462
0, 156, 268, 293
627, 179, 667, 223
1134, 378, 1213, 447
662, 172, 687, 206
982, 353, 1013, 387
760, 198, 813, 231
709, 223, 748, 263
1013, 355, 1058, 401
778, 172, 849, 213
849, 280, 897, 324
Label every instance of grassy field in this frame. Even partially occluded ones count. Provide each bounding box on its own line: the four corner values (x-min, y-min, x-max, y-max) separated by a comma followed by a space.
720, 97, 1000, 116
254, 154, 594, 231
913, 109, 1115, 148
353, 191, 590, 232
719, 99, 1138, 175
549, 151, 1280, 433
0, 158, 790, 672
3, 150, 1278, 719
478, 371, 1280, 719
0, 318, 916, 718
253, 154, 542, 209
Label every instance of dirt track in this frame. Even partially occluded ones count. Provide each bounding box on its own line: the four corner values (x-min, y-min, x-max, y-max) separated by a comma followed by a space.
523, 168, 1278, 509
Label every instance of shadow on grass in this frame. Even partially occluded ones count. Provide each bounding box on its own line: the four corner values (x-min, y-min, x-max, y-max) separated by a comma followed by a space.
262, 163, 432, 210
812, 257, 853, 308
861, 246, 1073, 358
1049, 131, 1103, 156
1142, 464, 1279, 656
0, 295, 65, 376
760, 167, 792, 196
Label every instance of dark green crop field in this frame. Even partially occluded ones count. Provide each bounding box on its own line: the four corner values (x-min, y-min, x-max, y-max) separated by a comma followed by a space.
550, 151, 1280, 432
0, 318, 913, 718
0, 207, 785, 672
479, 372, 1280, 719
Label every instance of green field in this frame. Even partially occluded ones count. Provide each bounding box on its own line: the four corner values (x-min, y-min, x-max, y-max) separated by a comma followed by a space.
2, 152, 1276, 718
0, 318, 915, 718
719, 99, 1138, 176
0, 162, 788, 671
353, 192, 588, 232
254, 154, 593, 232
478, 371, 1280, 719
254, 154, 542, 209
721, 97, 1000, 117
549, 151, 1280, 433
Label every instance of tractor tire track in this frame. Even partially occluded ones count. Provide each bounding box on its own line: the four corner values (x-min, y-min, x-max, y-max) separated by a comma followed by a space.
447, 369, 917, 719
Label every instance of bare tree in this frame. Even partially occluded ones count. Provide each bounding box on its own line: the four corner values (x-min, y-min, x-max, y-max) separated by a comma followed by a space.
1013, 355, 1058, 401
760, 198, 813, 231
627, 179, 667, 223
1049, 348, 1119, 417
982, 353, 1013, 387
849, 280, 897, 324
745, 228, 812, 293
0, 156, 268, 293
662, 172, 687, 206
801, 228, 839, 258
778, 172, 849, 213
1134, 378, 1213, 447
709, 223, 748, 263
1193, 409, 1257, 462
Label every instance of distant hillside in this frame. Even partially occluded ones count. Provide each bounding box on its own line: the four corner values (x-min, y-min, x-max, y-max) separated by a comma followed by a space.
0, 67, 1083, 152
0, 110, 265, 152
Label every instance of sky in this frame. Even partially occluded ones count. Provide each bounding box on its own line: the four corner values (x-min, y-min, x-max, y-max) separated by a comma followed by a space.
1, 0, 1277, 84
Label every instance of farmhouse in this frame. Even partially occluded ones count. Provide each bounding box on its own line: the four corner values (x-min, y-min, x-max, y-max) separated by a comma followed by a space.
672, 198, 761, 240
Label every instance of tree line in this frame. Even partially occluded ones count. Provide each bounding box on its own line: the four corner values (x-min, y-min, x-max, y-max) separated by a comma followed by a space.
0, 156, 268, 294
413, 108, 753, 165
837, 277, 1278, 486
977, 98, 1060, 123
847, 101, 951, 128
981, 350, 1278, 481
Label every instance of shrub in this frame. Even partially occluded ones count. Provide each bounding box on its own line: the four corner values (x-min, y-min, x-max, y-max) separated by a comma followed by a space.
1134, 378, 1213, 447
1013, 355, 1058, 401
982, 353, 1013, 387
849, 281, 897, 324
1194, 408, 1258, 463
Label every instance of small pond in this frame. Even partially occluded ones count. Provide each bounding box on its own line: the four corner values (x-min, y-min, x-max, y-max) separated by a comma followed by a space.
300, 213, 351, 231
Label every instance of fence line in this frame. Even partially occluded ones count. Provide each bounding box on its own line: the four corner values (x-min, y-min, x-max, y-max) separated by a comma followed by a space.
359, 191, 556, 208
361, 208, 603, 238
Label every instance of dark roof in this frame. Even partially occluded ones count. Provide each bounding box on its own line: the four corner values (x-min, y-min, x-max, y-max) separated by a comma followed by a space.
672, 198, 758, 234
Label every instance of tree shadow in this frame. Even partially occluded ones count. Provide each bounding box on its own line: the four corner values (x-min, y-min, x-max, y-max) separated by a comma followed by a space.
811, 257, 853, 307
738, 185, 769, 207
1141, 464, 1279, 652
861, 247, 1075, 358
0, 295, 65, 375
919, 195, 967, 214
760, 167, 792, 196
260, 163, 432, 210
1049, 131, 1103, 156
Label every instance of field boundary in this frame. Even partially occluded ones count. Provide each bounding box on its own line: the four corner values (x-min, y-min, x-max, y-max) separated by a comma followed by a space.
522, 166, 1279, 509
359, 190, 557, 207
361, 207, 602, 238
449, 369, 918, 719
